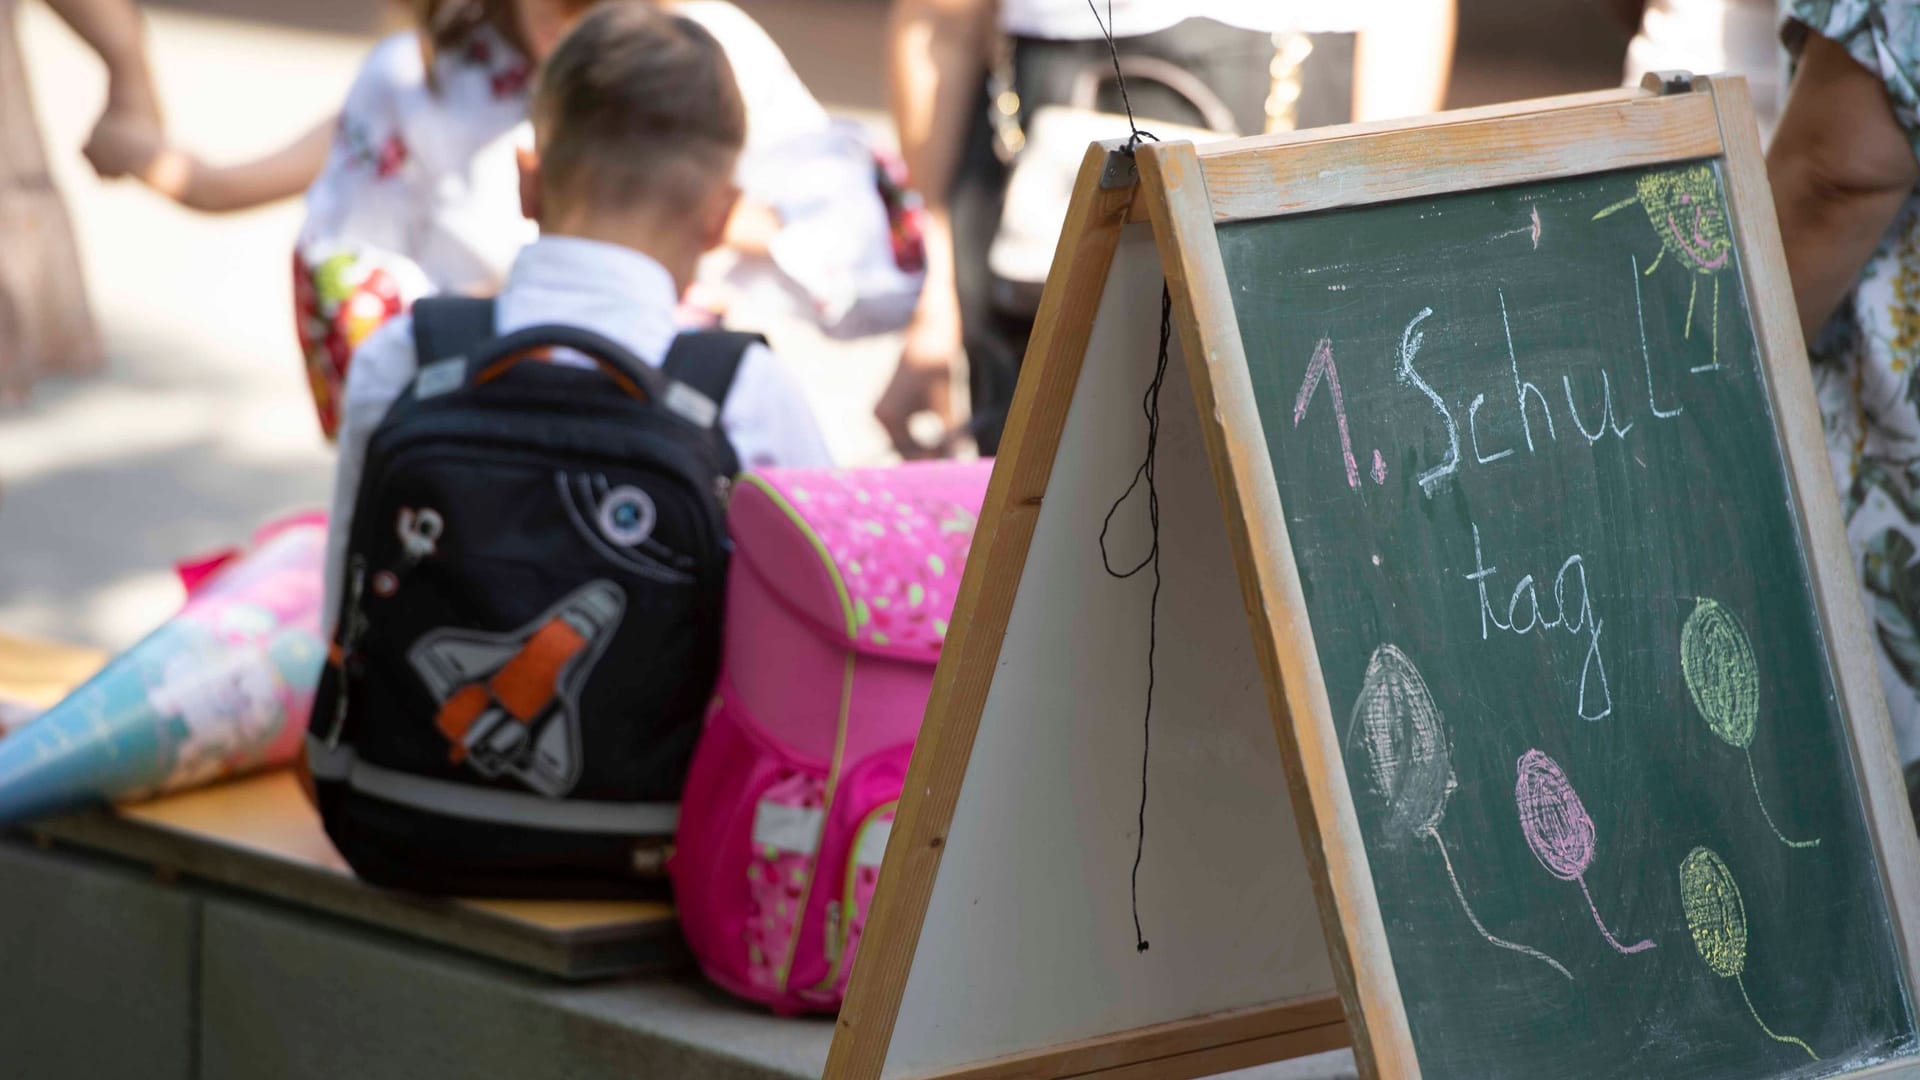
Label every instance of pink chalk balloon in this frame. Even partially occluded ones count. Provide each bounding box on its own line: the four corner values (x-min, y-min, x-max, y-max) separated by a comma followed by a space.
1514, 748, 1655, 955
1516, 748, 1596, 880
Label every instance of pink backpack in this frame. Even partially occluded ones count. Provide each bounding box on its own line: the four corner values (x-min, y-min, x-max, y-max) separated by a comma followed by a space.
671, 462, 989, 1013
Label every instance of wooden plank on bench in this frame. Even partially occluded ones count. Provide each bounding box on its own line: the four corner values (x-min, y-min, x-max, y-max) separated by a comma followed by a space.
0, 631, 105, 708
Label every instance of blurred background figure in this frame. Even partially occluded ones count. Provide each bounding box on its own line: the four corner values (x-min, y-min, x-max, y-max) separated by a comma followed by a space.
874, 0, 1458, 459
1615, 0, 1784, 140
1768, 2, 1920, 781
0, 0, 160, 404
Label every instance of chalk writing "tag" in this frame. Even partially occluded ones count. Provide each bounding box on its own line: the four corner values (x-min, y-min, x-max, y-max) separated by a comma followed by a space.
1465, 523, 1611, 723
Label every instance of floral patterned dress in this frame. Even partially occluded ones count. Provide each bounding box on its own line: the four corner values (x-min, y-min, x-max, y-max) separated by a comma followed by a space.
1786, 0, 1920, 765
294, 24, 534, 438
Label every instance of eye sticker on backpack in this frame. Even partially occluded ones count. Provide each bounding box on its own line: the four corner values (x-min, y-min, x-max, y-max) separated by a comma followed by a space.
597, 485, 657, 547
556, 473, 693, 585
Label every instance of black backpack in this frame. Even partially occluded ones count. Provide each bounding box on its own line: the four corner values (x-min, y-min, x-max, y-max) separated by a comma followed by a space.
308, 297, 762, 897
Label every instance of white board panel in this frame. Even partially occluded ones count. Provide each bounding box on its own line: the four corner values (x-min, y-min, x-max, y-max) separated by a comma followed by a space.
882, 226, 1337, 1078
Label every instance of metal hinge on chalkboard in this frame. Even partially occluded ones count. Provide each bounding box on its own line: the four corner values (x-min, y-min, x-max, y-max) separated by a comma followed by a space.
1100, 138, 1141, 190
1642, 69, 1696, 94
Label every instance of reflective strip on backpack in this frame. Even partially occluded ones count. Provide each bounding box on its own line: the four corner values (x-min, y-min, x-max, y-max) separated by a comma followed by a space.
305, 735, 678, 836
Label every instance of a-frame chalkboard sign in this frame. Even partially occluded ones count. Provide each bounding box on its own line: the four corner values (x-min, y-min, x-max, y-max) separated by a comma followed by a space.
826, 77, 1920, 1080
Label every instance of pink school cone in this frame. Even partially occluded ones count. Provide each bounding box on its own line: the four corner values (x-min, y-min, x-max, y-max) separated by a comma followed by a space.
0, 514, 328, 822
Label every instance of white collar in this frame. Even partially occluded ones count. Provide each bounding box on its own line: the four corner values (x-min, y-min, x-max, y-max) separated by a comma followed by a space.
496, 235, 681, 364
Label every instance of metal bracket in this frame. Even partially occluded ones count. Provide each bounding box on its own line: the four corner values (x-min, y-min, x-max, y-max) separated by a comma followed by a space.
1640, 69, 1696, 95
1099, 140, 1140, 190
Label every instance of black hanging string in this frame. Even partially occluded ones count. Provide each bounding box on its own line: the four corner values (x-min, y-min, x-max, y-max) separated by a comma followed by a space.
1100, 286, 1173, 954
1086, 0, 1165, 957
1084, 0, 1157, 152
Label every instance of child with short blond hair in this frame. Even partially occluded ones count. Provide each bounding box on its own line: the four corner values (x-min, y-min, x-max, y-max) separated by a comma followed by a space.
524, 1, 748, 287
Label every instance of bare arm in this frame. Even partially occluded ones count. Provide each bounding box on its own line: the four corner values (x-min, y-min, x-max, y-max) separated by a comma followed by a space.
1351, 0, 1456, 121
43, 0, 156, 115
889, 0, 988, 329
140, 115, 335, 213
45, 0, 167, 179
1768, 34, 1920, 338
875, 0, 991, 455
722, 199, 780, 257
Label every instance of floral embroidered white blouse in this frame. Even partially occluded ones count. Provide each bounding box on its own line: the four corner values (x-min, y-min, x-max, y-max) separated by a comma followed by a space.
293, 23, 535, 437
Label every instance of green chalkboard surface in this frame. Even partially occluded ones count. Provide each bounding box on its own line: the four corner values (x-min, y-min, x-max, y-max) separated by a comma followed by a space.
1221, 162, 1917, 1078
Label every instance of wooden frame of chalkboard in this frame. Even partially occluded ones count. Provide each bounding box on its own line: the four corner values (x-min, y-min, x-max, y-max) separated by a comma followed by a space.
828, 76, 1920, 1080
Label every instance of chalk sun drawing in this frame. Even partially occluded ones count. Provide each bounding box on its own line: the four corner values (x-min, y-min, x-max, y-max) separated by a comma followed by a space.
1680, 598, 1821, 849
1594, 165, 1731, 371
1349, 644, 1572, 979
1514, 749, 1655, 954
1680, 846, 1819, 1061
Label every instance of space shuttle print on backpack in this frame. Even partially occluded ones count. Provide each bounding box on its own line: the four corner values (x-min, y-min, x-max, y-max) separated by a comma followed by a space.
309, 296, 763, 898
409, 578, 625, 798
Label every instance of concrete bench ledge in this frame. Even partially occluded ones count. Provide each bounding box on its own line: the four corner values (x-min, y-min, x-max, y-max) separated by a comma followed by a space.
0, 838, 1358, 1079
0, 839, 830, 1080
200, 898, 837, 1080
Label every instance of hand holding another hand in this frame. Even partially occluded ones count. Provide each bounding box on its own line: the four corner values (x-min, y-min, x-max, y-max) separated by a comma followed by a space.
82, 107, 164, 181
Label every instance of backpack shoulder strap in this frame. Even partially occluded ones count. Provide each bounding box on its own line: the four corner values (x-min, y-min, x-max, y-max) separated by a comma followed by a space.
661, 330, 766, 411
409, 296, 498, 365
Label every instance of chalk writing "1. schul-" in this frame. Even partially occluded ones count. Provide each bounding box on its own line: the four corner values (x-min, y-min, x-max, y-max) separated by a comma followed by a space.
1291, 256, 1706, 497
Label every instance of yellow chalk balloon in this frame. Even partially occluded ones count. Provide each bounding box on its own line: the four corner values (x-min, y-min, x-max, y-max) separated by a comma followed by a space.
1679, 846, 1816, 1061
1680, 846, 1746, 978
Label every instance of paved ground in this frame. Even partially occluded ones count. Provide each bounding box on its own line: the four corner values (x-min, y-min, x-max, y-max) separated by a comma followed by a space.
3, 6, 351, 648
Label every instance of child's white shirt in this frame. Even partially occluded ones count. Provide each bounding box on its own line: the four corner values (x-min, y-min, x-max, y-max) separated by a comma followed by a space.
323, 235, 834, 628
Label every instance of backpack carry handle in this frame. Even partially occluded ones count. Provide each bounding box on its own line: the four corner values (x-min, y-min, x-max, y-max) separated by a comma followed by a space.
468, 323, 672, 404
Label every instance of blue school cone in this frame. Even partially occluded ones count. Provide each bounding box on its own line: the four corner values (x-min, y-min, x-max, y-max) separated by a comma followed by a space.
0, 518, 327, 823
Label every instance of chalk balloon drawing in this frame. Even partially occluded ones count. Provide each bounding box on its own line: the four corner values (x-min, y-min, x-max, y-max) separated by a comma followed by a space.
1594, 164, 1731, 371
1680, 598, 1821, 849
1350, 644, 1571, 979
1353, 643, 1455, 844
1680, 846, 1819, 1060
1514, 749, 1655, 954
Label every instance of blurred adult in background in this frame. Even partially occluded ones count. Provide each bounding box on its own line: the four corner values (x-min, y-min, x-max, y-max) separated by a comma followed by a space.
1768, 2, 1920, 778
0, 0, 160, 402
876, 0, 1457, 458
1612, 0, 1784, 140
